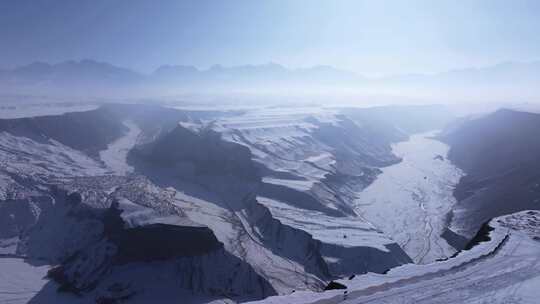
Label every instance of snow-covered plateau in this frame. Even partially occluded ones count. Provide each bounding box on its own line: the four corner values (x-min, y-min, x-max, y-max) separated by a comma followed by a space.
0, 103, 538, 303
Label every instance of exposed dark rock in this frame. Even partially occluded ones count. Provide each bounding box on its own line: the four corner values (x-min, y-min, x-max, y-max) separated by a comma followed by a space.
102, 200, 124, 236
324, 281, 347, 290
47, 265, 81, 294
463, 222, 494, 251
99, 198, 224, 263
66, 192, 82, 205
132, 124, 259, 181
110, 224, 223, 263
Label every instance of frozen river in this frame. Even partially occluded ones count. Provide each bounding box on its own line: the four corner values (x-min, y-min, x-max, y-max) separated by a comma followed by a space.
354, 131, 464, 263
99, 120, 141, 175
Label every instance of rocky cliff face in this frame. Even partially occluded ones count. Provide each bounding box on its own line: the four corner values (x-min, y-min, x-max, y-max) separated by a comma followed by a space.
241, 199, 331, 280
134, 124, 259, 181
441, 109, 540, 239
47, 193, 275, 301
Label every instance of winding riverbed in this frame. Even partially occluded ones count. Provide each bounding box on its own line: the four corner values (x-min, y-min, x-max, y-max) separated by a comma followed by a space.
354, 131, 464, 264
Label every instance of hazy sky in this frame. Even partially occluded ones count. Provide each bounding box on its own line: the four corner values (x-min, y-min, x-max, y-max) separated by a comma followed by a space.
1, 0, 539, 76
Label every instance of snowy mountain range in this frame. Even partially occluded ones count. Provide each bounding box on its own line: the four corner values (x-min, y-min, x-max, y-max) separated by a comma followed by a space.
1, 60, 539, 100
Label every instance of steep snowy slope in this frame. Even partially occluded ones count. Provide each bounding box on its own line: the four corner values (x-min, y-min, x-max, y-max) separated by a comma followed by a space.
208, 107, 412, 277
128, 120, 389, 293
342, 105, 456, 135
0, 107, 127, 157
0, 129, 109, 254
441, 109, 540, 239
249, 210, 540, 304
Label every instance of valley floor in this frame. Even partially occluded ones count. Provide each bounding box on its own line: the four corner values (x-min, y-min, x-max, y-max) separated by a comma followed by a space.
355, 131, 463, 263
99, 120, 141, 175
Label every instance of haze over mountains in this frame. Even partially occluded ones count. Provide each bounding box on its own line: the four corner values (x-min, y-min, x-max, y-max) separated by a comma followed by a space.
1, 59, 539, 103
2, 1, 540, 303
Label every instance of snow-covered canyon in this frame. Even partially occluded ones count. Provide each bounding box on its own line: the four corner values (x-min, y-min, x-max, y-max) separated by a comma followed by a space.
1, 103, 537, 304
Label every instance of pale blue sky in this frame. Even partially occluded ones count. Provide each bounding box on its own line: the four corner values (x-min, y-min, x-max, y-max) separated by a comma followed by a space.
1, 0, 539, 76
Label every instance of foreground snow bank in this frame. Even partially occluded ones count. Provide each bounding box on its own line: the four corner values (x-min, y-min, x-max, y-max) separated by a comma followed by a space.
248, 210, 540, 304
